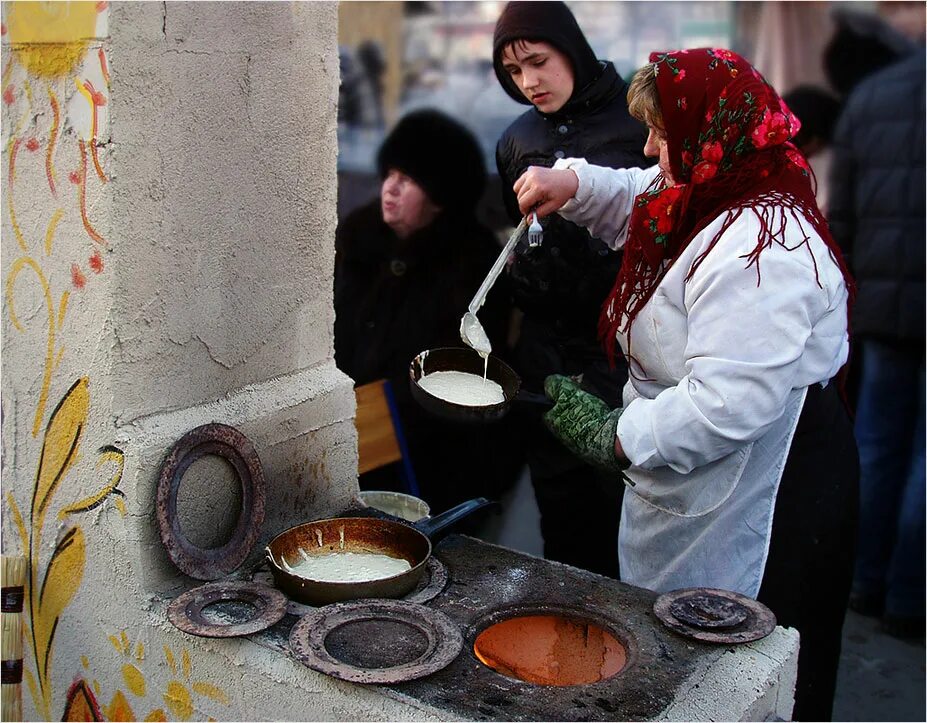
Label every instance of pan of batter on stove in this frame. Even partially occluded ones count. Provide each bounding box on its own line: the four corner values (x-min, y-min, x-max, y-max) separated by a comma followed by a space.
265, 496, 495, 606
409, 346, 552, 424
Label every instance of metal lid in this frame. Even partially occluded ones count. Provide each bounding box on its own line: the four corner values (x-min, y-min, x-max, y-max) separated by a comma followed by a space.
653, 587, 777, 644
168, 580, 287, 638
156, 423, 265, 580
289, 599, 463, 684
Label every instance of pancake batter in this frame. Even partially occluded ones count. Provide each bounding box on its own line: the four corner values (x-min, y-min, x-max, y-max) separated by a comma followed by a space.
281, 549, 412, 583
418, 370, 505, 406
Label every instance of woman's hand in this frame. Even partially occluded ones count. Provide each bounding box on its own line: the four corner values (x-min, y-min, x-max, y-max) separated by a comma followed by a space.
513, 166, 579, 218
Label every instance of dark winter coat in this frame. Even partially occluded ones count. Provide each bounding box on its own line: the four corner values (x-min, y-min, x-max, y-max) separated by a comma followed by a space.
495, 62, 649, 402
334, 201, 523, 511
829, 50, 925, 346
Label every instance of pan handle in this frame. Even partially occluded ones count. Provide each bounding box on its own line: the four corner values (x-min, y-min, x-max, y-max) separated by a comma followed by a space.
413, 497, 497, 540
515, 390, 554, 407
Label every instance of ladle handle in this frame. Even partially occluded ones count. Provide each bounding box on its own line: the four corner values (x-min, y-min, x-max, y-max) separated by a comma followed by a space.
467, 218, 528, 314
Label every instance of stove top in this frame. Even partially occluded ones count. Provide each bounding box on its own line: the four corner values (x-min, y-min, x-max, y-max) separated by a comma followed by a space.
247, 534, 730, 721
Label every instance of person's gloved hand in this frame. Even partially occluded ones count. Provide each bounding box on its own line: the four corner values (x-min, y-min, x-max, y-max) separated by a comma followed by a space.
543, 374, 628, 474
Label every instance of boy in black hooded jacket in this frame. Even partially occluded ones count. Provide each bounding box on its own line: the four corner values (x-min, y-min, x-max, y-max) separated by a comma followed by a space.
493, 1, 649, 576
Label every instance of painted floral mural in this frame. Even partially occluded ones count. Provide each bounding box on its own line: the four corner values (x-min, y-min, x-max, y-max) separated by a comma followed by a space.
2, 4, 230, 720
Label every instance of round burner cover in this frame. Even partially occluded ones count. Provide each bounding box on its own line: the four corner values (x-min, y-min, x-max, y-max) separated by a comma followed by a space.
289, 599, 462, 684
168, 581, 287, 638
653, 587, 776, 644
157, 423, 265, 580
670, 592, 749, 629
403, 557, 449, 605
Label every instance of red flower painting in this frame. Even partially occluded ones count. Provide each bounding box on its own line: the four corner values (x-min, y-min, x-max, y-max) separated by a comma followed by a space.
71, 264, 87, 290
89, 251, 104, 274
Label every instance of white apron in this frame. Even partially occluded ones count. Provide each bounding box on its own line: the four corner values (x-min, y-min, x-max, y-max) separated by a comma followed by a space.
552, 158, 849, 599
616, 286, 808, 598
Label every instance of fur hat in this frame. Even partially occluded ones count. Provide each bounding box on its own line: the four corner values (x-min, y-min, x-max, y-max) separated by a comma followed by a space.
492, 1, 600, 106
377, 109, 487, 213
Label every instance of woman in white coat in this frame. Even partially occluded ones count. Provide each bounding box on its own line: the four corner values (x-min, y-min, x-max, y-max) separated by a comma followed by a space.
514, 49, 858, 722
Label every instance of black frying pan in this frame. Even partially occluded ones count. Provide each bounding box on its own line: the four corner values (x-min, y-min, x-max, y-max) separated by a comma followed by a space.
409, 347, 551, 424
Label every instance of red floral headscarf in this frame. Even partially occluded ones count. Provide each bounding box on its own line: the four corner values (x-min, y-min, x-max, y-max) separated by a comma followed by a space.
599, 48, 854, 370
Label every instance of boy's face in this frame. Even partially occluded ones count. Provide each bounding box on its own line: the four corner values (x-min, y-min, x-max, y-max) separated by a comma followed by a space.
501, 40, 574, 114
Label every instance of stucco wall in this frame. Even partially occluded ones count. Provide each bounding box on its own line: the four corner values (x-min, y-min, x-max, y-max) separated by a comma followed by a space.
108, 1, 341, 423
2, 2, 365, 719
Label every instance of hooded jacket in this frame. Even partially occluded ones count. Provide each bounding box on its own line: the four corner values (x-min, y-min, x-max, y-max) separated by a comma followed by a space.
492, 2, 649, 400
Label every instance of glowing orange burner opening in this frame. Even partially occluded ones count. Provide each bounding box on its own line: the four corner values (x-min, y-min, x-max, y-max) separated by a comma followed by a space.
473, 614, 627, 686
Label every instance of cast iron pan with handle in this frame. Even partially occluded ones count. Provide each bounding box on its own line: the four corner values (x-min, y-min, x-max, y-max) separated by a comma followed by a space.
409, 346, 551, 424
265, 497, 494, 606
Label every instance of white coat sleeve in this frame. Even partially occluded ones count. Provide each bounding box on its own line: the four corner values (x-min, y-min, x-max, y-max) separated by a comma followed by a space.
616, 210, 848, 474
552, 159, 660, 251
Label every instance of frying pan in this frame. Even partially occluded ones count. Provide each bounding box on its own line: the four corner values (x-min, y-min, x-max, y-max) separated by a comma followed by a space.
265, 497, 494, 606
409, 346, 551, 424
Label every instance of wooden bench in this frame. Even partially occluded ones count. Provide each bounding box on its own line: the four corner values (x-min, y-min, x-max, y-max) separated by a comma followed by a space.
354, 379, 419, 496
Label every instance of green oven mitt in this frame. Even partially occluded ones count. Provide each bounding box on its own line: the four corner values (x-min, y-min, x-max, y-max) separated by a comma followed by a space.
543, 374, 628, 474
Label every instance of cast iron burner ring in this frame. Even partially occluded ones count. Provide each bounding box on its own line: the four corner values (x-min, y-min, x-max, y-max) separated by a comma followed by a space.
156, 423, 265, 580
168, 581, 287, 638
289, 599, 463, 684
653, 588, 777, 644
669, 593, 749, 629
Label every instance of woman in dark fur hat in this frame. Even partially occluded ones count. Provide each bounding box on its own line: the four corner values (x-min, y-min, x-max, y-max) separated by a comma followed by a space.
491, 0, 649, 577
334, 109, 522, 514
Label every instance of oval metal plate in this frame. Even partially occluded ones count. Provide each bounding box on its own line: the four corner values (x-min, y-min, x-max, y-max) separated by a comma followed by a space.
156, 423, 265, 580
168, 581, 287, 638
289, 599, 463, 684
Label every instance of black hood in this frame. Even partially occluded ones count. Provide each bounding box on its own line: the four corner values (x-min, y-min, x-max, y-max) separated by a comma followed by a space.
492, 1, 601, 106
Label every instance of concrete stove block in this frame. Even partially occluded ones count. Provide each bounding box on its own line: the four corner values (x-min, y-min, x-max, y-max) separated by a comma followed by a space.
375, 536, 799, 721
236, 534, 798, 721
659, 625, 798, 721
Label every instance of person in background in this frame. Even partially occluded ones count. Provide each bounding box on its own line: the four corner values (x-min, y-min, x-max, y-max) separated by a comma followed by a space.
514, 49, 857, 720
356, 40, 387, 129
824, 5, 914, 99
828, 6, 925, 639
491, 0, 649, 577
781, 85, 840, 214
334, 109, 522, 514
337, 42, 387, 129
822, 4, 921, 412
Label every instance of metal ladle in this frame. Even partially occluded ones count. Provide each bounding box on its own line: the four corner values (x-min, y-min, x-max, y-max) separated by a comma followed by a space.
459, 217, 528, 354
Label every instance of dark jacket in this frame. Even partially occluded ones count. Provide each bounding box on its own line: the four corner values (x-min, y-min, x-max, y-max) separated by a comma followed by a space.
334, 201, 522, 511
495, 62, 649, 401
828, 50, 925, 346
